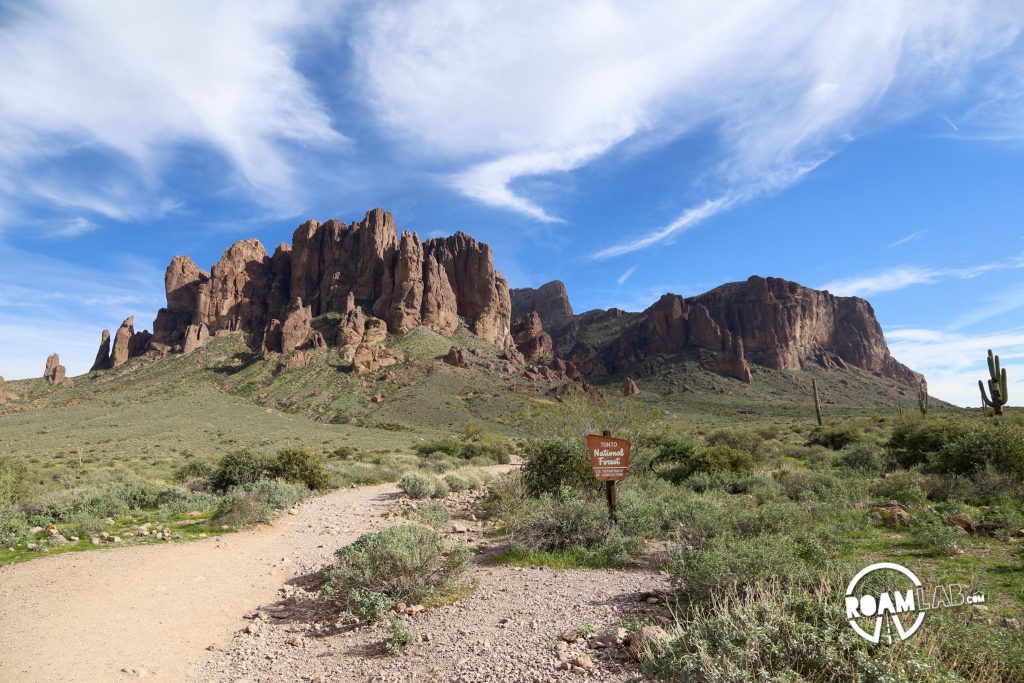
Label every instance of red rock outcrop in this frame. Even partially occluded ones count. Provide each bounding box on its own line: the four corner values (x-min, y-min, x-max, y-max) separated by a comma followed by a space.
44, 353, 66, 385
0, 375, 7, 404
110, 317, 135, 368
90, 330, 111, 371
148, 209, 513, 357
510, 280, 573, 323
622, 377, 640, 395
280, 298, 313, 354
512, 311, 554, 363
589, 276, 921, 387
182, 323, 210, 355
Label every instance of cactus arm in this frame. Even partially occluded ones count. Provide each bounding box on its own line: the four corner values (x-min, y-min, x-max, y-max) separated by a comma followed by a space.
980, 379, 993, 407
1001, 368, 1008, 403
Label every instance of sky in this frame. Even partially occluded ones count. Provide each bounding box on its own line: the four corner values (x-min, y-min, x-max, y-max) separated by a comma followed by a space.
1, 1, 1023, 407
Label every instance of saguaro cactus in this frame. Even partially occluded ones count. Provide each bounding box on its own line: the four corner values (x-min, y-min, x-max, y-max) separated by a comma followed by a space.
812, 378, 823, 426
979, 349, 1008, 416
917, 384, 929, 416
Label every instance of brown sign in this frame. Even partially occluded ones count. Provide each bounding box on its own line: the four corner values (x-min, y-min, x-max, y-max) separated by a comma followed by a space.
586, 434, 631, 481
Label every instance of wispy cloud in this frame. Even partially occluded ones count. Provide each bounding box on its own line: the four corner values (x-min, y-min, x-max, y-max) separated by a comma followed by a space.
49, 216, 98, 238
353, 1, 1022, 232
0, 1, 345, 222
889, 230, 927, 248
820, 255, 1024, 297
887, 326, 1024, 406
592, 196, 737, 259
616, 265, 637, 286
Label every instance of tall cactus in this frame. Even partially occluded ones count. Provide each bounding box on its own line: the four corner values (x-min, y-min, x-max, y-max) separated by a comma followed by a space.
917, 384, 929, 416
979, 348, 1008, 416
812, 378, 823, 426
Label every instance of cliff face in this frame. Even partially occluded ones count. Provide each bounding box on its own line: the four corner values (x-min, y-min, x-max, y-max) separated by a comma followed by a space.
150, 208, 514, 355
518, 276, 923, 388
510, 280, 573, 323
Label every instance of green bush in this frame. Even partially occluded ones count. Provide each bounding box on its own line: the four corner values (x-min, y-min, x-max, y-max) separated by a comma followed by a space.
666, 532, 834, 601
774, 469, 853, 504
444, 472, 469, 492
0, 457, 28, 506
158, 489, 220, 515
415, 501, 451, 528
910, 519, 964, 556
172, 459, 216, 485
665, 445, 753, 483
806, 424, 861, 450
706, 429, 764, 457
211, 448, 273, 492
641, 583, 964, 682
651, 436, 704, 474
321, 524, 469, 619
212, 479, 309, 526
835, 444, 884, 474
383, 614, 417, 654
506, 487, 611, 551
459, 441, 512, 464
886, 417, 965, 469
413, 436, 463, 458
271, 446, 332, 490
398, 473, 447, 500
521, 439, 595, 497
931, 421, 1024, 478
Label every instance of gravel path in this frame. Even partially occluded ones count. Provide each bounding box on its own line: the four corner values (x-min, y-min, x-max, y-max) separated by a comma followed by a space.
0, 467, 668, 682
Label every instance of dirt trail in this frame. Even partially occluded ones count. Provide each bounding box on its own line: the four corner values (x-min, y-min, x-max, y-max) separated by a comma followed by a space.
0, 474, 503, 683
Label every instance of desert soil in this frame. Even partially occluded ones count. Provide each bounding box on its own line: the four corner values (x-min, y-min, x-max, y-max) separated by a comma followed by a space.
0, 467, 668, 683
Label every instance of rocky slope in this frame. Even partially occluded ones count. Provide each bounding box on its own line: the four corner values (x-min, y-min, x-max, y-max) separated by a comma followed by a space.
515, 276, 923, 388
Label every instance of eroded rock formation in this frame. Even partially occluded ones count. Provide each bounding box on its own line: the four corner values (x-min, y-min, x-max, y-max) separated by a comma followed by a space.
512, 311, 554, 363
90, 330, 111, 371
149, 209, 514, 359
44, 353, 66, 385
0, 375, 6, 404
510, 280, 573, 323
622, 377, 640, 395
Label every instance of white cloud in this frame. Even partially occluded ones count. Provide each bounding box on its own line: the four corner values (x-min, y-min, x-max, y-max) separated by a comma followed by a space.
887, 326, 1024, 406
889, 230, 927, 248
352, 0, 1022, 233
0, 1, 345, 220
820, 255, 1024, 297
50, 216, 97, 238
616, 265, 637, 286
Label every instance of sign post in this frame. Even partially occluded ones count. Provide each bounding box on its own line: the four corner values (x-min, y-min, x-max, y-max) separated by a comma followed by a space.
586, 430, 631, 523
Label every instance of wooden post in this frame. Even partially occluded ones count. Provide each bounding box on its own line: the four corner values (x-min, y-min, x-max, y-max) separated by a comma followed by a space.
602, 430, 618, 524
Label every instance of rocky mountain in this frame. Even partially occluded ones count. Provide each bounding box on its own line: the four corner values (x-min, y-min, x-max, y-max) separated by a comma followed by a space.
145, 208, 515, 362
69, 207, 921, 393
514, 276, 923, 388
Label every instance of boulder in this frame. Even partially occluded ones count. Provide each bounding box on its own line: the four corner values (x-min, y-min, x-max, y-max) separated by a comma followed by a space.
43, 353, 66, 385
90, 329, 111, 371
627, 626, 670, 658
949, 512, 974, 533
622, 377, 640, 395
444, 346, 470, 368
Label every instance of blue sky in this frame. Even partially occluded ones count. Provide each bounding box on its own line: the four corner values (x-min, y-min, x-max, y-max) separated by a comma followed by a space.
1, 1, 1023, 406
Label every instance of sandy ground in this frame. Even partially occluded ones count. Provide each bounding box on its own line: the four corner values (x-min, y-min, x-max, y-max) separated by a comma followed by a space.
0, 467, 667, 683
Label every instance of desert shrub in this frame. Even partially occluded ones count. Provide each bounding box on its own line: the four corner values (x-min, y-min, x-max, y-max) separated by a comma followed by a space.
641, 582, 963, 682
650, 436, 704, 474
806, 424, 861, 450
667, 532, 834, 601
413, 436, 463, 458
481, 470, 526, 520
678, 471, 733, 492
617, 478, 693, 540
673, 497, 728, 549
172, 459, 216, 485
271, 446, 332, 490
422, 451, 456, 473
212, 479, 308, 526
931, 421, 1024, 478
399, 473, 447, 500
506, 486, 610, 551
729, 500, 812, 538
331, 446, 356, 460
978, 504, 1024, 537
888, 485, 929, 507
835, 444, 885, 474
321, 523, 469, 619
910, 518, 964, 556
415, 501, 451, 528
706, 429, 764, 457
459, 441, 512, 464
211, 448, 273, 492
521, 439, 595, 497
111, 479, 165, 509
22, 484, 142, 524
383, 614, 417, 654
886, 416, 966, 469
668, 445, 753, 482
968, 465, 1022, 502
0, 507, 27, 546
158, 490, 220, 515
774, 469, 853, 504
0, 457, 28, 507
444, 472, 469, 492
729, 474, 786, 503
